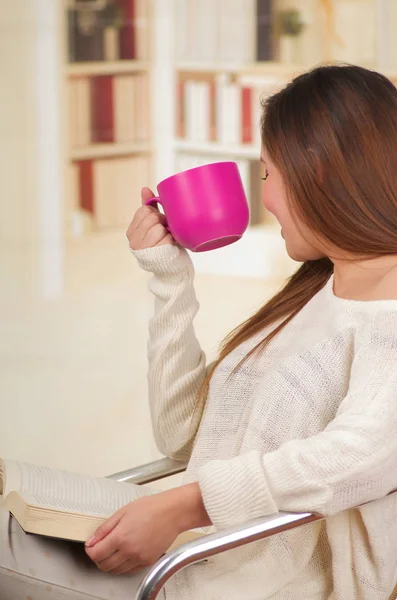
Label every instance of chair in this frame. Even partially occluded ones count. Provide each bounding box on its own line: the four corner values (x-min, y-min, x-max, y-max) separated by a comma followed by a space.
108, 458, 397, 600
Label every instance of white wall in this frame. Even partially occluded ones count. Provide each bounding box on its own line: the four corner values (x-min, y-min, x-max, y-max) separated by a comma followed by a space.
0, 0, 64, 300
0, 229, 287, 478
0, 0, 292, 481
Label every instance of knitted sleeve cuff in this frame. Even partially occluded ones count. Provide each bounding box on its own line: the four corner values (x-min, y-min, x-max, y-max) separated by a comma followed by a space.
130, 244, 194, 277
197, 451, 278, 530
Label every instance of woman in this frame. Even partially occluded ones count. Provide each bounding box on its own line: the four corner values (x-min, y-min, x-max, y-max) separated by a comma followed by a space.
2, 64, 397, 599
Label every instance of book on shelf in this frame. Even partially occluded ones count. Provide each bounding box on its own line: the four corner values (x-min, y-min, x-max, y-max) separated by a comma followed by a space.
216, 76, 242, 145
174, 0, 271, 63
256, 0, 274, 61
68, 77, 91, 147
78, 160, 95, 215
218, 0, 257, 63
177, 73, 285, 147
67, 0, 151, 63
0, 458, 201, 549
70, 155, 151, 232
242, 87, 253, 145
174, 0, 376, 65
93, 155, 151, 229
114, 74, 136, 142
116, 0, 135, 59
68, 73, 150, 149
67, 3, 106, 62
91, 75, 114, 143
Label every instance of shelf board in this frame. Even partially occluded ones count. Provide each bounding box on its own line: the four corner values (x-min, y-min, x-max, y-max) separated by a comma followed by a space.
175, 61, 397, 84
174, 139, 259, 159
70, 142, 151, 161
66, 60, 151, 77
175, 60, 308, 77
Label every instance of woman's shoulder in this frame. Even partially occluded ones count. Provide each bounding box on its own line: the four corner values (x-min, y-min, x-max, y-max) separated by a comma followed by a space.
351, 308, 397, 361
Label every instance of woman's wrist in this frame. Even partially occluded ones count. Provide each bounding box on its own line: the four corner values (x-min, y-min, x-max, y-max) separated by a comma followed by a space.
165, 483, 212, 533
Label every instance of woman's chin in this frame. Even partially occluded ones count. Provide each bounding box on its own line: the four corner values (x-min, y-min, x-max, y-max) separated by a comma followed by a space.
285, 247, 305, 262
285, 238, 327, 262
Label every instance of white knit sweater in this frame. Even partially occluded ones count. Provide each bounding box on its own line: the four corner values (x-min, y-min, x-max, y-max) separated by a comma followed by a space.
133, 244, 397, 600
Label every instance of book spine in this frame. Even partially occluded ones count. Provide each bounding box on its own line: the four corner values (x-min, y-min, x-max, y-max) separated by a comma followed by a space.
77, 78, 92, 147
191, 0, 218, 62
236, 158, 250, 199
243, 0, 257, 62
91, 76, 114, 143
174, 0, 190, 61
116, 156, 147, 226
176, 79, 186, 139
252, 85, 263, 147
209, 78, 217, 142
184, 80, 197, 141
116, 0, 136, 59
242, 87, 253, 145
68, 163, 80, 214
114, 76, 125, 143
135, 0, 151, 60
68, 79, 79, 148
196, 81, 211, 142
256, 0, 273, 61
125, 75, 136, 141
134, 74, 150, 142
219, 83, 241, 145
93, 158, 116, 229
103, 26, 120, 61
215, 74, 227, 144
79, 160, 94, 214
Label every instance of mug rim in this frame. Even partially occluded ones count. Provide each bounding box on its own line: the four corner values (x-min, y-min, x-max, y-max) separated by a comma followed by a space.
158, 161, 238, 187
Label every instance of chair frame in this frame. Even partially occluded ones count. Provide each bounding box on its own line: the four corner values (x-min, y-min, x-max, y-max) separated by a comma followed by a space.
108, 458, 397, 600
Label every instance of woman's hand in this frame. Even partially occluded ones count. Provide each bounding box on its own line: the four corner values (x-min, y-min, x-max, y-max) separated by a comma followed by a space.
85, 483, 211, 575
126, 187, 175, 251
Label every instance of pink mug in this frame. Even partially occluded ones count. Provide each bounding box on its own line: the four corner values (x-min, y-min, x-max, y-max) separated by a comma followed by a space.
145, 161, 250, 252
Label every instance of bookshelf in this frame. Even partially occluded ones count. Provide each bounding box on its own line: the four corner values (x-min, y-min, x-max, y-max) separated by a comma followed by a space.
65, 59, 150, 77
70, 141, 151, 161
161, 0, 397, 278
61, 0, 397, 276
63, 0, 153, 239
174, 140, 260, 160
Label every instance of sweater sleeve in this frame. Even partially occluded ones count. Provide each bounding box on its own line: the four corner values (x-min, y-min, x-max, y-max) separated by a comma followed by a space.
197, 314, 397, 529
131, 244, 208, 460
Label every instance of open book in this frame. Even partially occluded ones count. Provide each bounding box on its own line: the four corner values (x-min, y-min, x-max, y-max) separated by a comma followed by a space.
0, 458, 202, 549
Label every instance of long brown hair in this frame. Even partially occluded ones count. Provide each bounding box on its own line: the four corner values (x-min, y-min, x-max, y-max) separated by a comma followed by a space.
198, 64, 397, 405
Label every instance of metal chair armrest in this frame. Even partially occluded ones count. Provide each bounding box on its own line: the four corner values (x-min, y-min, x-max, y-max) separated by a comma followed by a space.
107, 457, 189, 485
134, 511, 323, 600
107, 461, 397, 599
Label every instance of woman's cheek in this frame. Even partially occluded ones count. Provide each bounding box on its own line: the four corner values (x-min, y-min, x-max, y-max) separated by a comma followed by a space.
262, 188, 279, 220
262, 189, 273, 214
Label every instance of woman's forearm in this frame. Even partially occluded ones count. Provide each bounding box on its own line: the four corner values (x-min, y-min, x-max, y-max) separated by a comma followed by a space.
165, 483, 212, 533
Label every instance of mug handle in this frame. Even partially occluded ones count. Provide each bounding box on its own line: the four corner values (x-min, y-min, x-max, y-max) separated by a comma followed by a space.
144, 197, 171, 233
145, 196, 161, 209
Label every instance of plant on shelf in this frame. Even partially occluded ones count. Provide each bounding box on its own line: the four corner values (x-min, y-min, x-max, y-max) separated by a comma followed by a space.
68, 0, 123, 62
275, 8, 306, 64
70, 0, 123, 33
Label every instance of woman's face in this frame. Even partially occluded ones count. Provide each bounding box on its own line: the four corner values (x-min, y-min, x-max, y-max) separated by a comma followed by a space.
260, 147, 326, 262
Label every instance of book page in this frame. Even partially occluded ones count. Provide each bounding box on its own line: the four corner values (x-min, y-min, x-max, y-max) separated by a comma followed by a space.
2, 459, 152, 516
0, 459, 23, 498
15, 490, 115, 518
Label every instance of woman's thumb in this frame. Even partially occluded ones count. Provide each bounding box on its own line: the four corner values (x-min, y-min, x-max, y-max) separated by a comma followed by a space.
141, 186, 155, 206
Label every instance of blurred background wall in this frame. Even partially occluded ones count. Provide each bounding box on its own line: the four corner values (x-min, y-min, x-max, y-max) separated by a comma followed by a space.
0, 0, 395, 478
